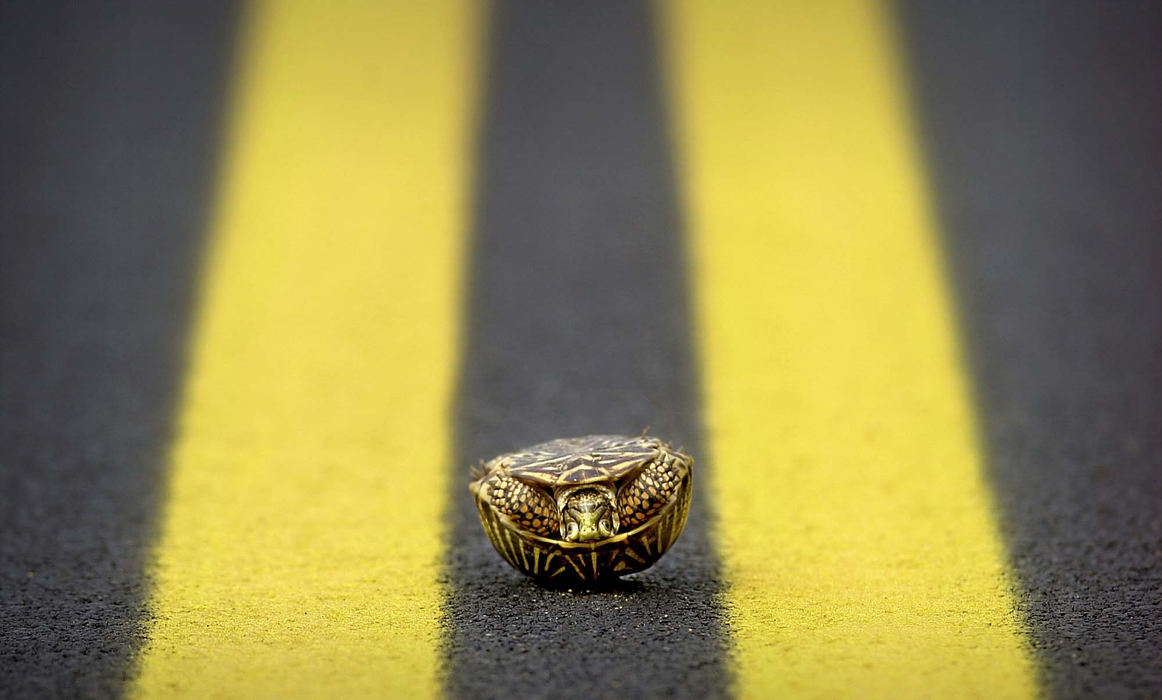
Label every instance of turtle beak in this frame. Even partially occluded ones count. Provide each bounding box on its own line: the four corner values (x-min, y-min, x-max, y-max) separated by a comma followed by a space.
563, 513, 604, 542
560, 488, 618, 542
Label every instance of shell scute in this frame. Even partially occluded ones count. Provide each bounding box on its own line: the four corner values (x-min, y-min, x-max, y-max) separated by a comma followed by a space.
499, 434, 662, 487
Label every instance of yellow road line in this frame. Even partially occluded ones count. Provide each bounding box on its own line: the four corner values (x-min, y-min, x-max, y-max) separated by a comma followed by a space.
664, 1, 1039, 697
132, 1, 478, 696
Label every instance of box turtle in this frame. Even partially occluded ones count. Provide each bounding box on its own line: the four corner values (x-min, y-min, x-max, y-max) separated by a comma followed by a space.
469, 434, 693, 585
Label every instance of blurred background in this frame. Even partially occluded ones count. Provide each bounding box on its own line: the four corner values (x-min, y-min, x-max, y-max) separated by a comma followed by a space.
1, 1, 1159, 698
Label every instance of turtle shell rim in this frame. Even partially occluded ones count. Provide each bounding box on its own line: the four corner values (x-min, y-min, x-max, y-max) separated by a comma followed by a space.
474, 470, 691, 552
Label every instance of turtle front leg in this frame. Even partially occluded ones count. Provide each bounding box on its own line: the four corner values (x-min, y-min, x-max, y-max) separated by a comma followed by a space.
617, 450, 692, 529
477, 472, 559, 538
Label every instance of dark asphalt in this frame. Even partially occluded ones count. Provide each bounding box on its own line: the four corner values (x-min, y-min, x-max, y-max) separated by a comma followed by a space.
0, 1, 237, 697
441, 1, 729, 698
899, 1, 1162, 697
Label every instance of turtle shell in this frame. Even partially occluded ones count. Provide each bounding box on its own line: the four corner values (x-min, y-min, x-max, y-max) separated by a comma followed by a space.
498, 434, 662, 488
471, 434, 694, 585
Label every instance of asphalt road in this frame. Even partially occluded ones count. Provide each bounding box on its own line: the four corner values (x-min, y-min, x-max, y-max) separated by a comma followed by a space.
900, 2, 1162, 696
443, 2, 728, 698
0, 2, 236, 697
1, 1, 1160, 698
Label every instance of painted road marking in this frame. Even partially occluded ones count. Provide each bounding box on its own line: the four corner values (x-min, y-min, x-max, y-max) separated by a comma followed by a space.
664, 1, 1039, 697
132, 1, 478, 696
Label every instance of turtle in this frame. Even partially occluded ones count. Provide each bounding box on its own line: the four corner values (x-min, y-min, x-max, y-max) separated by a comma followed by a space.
469, 434, 693, 585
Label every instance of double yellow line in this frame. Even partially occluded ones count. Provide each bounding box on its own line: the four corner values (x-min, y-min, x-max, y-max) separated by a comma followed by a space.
132, 1, 477, 695
132, 1, 1037, 697
668, 2, 1037, 697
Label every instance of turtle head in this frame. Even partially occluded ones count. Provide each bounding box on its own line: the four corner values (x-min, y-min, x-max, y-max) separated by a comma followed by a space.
558, 486, 618, 542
